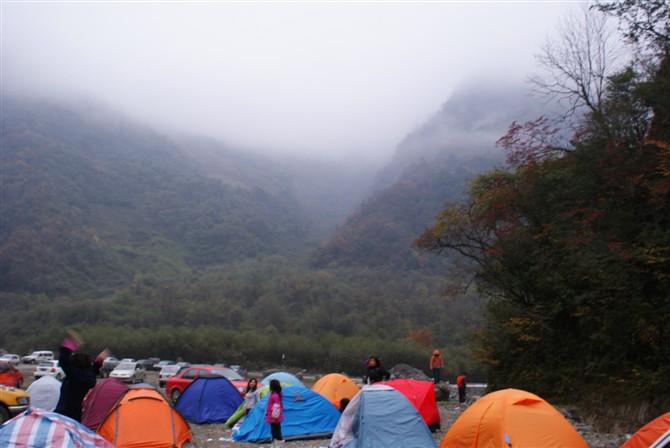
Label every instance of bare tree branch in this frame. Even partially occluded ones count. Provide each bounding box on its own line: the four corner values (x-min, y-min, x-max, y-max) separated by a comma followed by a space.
530, 6, 624, 121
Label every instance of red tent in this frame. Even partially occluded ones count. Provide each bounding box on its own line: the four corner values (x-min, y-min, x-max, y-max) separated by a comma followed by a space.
82, 378, 129, 430
623, 413, 670, 448
380, 379, 441, 430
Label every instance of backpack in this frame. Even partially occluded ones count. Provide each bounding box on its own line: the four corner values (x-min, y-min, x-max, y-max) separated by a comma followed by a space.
271, 402, 282, 420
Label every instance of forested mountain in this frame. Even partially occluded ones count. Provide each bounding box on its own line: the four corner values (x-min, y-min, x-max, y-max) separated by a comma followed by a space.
314, 84, 543, 269
0, 95, 484, 375
0, 97, 371, 295
173, 134, 376, 238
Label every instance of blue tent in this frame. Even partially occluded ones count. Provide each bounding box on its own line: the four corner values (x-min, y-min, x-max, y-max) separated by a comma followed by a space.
260, 372, 305, 388
330, 384, 436, 448
175, 377, 243, 424
233, 386, 340, 443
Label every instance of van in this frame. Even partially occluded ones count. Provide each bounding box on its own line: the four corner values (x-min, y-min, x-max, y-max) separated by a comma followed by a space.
21, 351, 54, 364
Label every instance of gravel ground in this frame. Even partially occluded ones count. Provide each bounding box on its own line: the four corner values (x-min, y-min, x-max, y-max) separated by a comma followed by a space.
17, 365, 629, 447
187, 401, 628, 448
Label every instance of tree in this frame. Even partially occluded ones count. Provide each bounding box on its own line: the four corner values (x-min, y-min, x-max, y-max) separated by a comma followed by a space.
418, 2, 670, 417
530, 7, 624, 120
596, 0, 670, 57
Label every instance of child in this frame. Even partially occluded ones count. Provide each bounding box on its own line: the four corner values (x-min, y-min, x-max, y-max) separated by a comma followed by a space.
265, 379, 284, 446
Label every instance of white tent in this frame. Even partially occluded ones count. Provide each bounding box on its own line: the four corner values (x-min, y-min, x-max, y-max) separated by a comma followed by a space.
27, 375, 61, 411
330, 384, 435, 448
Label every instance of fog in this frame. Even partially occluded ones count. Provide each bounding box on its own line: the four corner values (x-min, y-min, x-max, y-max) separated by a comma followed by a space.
2, 2, 579, 161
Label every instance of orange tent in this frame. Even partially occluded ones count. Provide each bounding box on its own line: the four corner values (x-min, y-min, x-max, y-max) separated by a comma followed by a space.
97, 387, 192, 448
440, 388, 587, 448
623, 412, 670, 448
312, 373, 359, 410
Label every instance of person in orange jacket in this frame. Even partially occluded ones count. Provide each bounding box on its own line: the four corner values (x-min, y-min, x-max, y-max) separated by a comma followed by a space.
429, 350, 444, 384
456, 372, 467, 404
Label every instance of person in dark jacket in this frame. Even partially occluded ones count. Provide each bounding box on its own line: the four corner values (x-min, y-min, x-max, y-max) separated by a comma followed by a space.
364, 356, 390, 384
54, 331, 105, 422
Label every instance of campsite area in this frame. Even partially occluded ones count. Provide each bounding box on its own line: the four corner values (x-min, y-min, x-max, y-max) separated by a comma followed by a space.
189, 404, 628, 448
17, 364, 629, 447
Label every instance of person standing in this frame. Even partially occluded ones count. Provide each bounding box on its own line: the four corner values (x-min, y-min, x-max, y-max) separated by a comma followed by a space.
364, 356, 390, 384
429, 350, 444, 384
54, 330, 106, 422
243, 378, 260, 414
265, 379, 284, 446
456, 372, 467, 404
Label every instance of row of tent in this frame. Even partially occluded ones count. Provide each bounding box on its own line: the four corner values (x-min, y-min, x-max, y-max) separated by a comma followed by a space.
230, 372, 442, 443
6, 376, 191, 447
2, 371, 669, 447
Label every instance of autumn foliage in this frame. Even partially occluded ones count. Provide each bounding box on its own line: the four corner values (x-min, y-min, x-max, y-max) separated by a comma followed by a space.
418, 4, 670, 407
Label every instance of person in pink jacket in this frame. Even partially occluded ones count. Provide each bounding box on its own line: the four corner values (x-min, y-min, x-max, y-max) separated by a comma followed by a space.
265, 379, 284, 445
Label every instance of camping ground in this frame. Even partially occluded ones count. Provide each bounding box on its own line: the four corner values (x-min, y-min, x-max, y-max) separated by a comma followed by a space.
17, 365, 629, 447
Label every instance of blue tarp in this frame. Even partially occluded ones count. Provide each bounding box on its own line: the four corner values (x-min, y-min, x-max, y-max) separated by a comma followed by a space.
233, 386, 340, 443
175, 377, 243, 424
260, 372, 305, 388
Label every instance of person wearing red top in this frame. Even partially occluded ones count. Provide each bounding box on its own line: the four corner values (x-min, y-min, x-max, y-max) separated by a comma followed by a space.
429, 350, 444, 384
265, 379, 284, 446
456, 373, 467, 404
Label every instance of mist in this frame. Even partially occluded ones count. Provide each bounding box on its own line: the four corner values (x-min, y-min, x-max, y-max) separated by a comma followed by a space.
2, 2, 578, 161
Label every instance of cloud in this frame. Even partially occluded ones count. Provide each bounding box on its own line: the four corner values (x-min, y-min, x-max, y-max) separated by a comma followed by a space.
1, 2, 578, 160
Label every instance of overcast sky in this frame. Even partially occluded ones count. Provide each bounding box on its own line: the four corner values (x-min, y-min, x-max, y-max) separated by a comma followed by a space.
2, 1, 581, 161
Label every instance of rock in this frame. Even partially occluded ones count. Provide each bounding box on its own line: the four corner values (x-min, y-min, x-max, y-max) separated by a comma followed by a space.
435, 383, 450, 401
389, 363, 431, 381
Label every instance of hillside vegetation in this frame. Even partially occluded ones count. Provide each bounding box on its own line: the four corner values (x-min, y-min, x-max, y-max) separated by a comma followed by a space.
314, 84, 543, 270
418, 1, 670, 421
0, 94, 488, 376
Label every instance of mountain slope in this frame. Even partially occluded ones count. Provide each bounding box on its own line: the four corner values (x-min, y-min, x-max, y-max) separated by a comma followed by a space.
314, 83, 544, 269
0, 97, 309, 295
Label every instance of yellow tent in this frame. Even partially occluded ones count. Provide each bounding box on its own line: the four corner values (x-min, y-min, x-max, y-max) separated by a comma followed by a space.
312, 373, 359, 410
440, 388, 587, 448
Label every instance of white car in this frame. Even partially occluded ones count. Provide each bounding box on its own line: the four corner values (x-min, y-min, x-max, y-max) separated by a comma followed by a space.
0, 354, 20, 366
158, 363, 189, 388
22, 351, 54, 365
34, 361, 65, 380
110, 362, 146, 383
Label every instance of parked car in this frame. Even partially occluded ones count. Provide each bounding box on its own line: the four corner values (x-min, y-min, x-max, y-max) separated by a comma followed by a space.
0, 385, 30, 424
153, 360, 175, 371
158, 363, 189, 388
21, 350, 54, 364
0, 362, 24, 388
0, 354, 20, 366
100, 356, 120, 377
165, 365, 247, 403
119, 358, 136, 363
34, 360, 65, 380
229, 365, 248, 377
136, 358, 159, 370
110, 361, 146, 383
